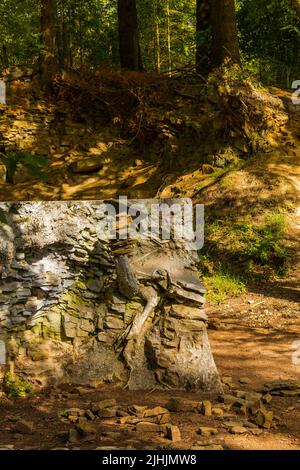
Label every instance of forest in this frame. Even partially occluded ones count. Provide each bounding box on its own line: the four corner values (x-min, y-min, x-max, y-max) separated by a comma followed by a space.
0, 0, 299, 456
0, 0, 299, 85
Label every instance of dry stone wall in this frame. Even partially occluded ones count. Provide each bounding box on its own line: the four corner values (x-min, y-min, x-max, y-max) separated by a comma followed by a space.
0, 201, 222, 392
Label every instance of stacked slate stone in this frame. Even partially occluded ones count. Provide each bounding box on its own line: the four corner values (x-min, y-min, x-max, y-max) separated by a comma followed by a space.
0, 201, 221, 392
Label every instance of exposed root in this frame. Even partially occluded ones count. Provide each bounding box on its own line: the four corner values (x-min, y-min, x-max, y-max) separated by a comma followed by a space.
119, 286, 159, 388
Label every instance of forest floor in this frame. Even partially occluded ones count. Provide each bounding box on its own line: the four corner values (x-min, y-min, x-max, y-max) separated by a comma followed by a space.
0, 68, 299, 450
0, 281, 299, 450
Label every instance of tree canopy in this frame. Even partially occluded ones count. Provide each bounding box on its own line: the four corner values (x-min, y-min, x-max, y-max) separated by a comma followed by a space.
0, 0, 299, 86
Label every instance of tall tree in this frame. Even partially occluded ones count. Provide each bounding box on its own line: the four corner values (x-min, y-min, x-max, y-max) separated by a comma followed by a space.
289, 0, 300, 18
40, 0, 57, 82
210, 0, 240, 66
196, 0, 211, 74
117, 0, 142, 71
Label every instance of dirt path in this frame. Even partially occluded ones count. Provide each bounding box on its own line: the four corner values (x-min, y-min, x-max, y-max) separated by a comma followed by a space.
206, 275, 300, 450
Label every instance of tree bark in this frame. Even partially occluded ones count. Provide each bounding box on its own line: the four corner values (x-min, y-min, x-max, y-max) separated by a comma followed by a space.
166, 0, 172, 75
289, 0, 300, 18
117, 0, 143, 71
2, 46, 9, 67
40, 0, 57, 83
210, 0, 240, 67
196, 0, 211, 74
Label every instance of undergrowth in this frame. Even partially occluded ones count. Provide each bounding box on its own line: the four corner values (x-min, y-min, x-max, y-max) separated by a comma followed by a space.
2, 149, 48, 183
204, 272, 246, 305
3, 372, 34, 398
199, 209, 292, 303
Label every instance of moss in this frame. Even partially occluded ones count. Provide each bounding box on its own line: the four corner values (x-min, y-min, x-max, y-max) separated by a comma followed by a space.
125, 300, 143, 312
63, 289, 93, 307
73, 279, 87, 290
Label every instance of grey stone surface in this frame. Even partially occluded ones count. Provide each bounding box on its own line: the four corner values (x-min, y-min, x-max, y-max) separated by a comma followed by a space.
0, 201, 222, 392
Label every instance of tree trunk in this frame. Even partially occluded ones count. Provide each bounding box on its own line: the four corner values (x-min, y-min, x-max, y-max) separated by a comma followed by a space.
2, 46, 9, 67
196, 0, 211, 74
40, 0, 57, 83
62, 15, 71, 69
166, 0, 172, 75
289, 0, 300, 18
155, 21, 161, 72
210, 0, 240, 67
117, 0, 142, 71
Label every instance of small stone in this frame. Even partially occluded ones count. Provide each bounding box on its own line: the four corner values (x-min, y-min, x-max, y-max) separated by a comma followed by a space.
197, 427, 218, 437
29, 349, 50, 361
12, 420, 34, 435
75, 421, 96, 436
98, 407, 117, 418
102, 431, 121, 439
235, 391, 262, 402
119, 416, 138, 425
165, 398, 194, 412
117, 410, 129, 418
143, 407, 169, 418
165, 425, 181, 442
239, 377, 251, 385
104, 316, 124, 330
287, 406, 295, 412
86, 278, 104, 293
255, 409, 273, 429
93, 399, 116, 411
230, 426, 248, 435
85, 410, 96, 421
262, 394, 273, 404
136, 422, 162, 433
280, 390, 300, 397
158, 413, 171, 424
221, 394, 248, 413
68, 415, 79, 424
222, 376, 233, 387
65, 408, 85, 417
128, 405, 147, 416
200, 400, 212, 417
70, 158, 103, 174
263, 380, 300, 393
212, 407, 224, 416
97, 331, 116, 343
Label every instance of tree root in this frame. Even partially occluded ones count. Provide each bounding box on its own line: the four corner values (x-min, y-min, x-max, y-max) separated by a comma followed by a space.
119, 286, 159, 388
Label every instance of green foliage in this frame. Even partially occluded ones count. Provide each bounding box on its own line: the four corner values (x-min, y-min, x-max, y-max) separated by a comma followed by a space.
244, 212, 287, 265
3, 150, 49, 182
0, 0, 298, 87
56, 0, 119, 67
236, 0, 300, 86
204, 271, 247, 304
0, 0, 41, 66
138, 0, 196, 72
3, 372, 34, 398
201, 209, 290, 282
